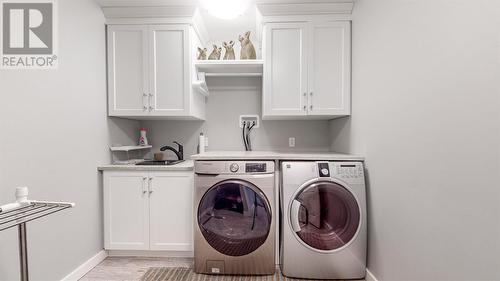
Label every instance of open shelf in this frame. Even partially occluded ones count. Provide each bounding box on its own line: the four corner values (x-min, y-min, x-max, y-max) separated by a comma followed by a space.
195, 60, 264, 77
109, 145, 152, 152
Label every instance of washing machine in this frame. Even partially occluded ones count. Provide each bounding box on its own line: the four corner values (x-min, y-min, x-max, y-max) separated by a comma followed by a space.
281, 161, 367, 279
194, 160, 276, 275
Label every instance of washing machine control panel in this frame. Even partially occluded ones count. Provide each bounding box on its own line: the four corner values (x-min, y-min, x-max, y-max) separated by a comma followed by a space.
245, 163, 267, 173
318, 162, 330, 177
196, 161, 274, 174
229, 163, 268, 173
229, 163, 239, 173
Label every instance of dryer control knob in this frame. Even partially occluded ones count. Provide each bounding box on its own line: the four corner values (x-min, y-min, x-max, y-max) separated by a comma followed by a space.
321, 168, 330, 176
229, 163, 239, 173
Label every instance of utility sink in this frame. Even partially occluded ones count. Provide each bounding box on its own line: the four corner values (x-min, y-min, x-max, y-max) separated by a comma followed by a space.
135, 160, 185, 166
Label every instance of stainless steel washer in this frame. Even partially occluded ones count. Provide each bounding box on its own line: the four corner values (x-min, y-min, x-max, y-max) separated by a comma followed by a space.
194, 160, 276, 275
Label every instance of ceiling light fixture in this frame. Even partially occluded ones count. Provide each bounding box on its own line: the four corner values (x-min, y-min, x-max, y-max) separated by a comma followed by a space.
199, 0, 249, 20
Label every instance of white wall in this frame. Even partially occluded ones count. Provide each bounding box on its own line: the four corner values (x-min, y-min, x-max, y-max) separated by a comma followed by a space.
143, 77, 331, 158
0, 1, 138, 280
330, 0, 500, 280
201, 4, 263, 60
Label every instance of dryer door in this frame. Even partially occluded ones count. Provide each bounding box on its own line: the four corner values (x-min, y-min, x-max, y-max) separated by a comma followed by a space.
290, 180, 360, 251
197, 179, 272, 256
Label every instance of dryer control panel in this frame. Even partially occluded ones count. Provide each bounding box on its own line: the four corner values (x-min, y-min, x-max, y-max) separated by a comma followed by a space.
330, 162, 365, 184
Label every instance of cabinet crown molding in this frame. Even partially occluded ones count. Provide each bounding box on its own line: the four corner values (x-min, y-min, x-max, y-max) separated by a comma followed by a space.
257, 1, 355, 17
99, 4, 209, 46
96, 0, 197, 7
101, 5, 197, 20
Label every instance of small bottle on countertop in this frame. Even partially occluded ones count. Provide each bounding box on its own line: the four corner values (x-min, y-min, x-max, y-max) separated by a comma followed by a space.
139, 128, 148, 146
198, 132, 205, 154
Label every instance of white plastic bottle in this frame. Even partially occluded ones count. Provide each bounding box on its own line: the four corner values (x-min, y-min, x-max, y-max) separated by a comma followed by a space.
139, 128, 148, 146
199, 132, 205, 153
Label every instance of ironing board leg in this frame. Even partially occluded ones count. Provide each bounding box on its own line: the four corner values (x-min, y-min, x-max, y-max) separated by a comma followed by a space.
18, 223, 28, 281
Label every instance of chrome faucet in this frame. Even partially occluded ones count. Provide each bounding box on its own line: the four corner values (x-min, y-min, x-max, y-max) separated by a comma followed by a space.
160, 141, 183, 160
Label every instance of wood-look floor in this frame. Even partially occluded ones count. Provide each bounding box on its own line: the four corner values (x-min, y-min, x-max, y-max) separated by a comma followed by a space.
80, 257, 193, 281
81, 257, 366, 281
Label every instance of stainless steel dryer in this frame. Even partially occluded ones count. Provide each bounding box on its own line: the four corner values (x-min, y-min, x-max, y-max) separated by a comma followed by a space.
281, 161, 367, 279
194, 160, 276, 275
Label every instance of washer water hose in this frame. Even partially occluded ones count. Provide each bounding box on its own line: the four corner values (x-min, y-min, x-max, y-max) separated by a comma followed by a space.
242, 122, 256, 151
242, 124, 248, 151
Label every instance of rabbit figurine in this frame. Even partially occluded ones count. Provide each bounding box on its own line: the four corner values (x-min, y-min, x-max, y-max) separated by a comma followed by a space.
223, 41, 236, 60
197, 47, 207, 60
239, 31, 256, 60
208, 44, 222, 60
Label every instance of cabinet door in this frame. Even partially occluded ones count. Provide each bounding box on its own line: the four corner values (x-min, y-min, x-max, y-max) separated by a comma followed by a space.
104, 171, 149, 250
149, 172, 194, 251
149, 25, 190, 116
308, 21, 351, 116
107, 25, 149, 116
263, 22, 308, 118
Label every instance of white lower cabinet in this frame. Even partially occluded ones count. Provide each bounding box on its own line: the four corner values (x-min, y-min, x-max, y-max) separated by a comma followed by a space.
103, 170, 194, 252
149, 172, 193, 251
104, 172, 149, 250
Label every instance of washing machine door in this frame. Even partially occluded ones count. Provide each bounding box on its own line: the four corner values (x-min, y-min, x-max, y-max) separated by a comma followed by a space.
197, 179, 272, 256
289, 180, 360, 252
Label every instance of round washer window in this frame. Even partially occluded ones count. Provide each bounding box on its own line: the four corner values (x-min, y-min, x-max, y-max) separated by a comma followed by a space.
198, 180, 272, 256
291, 181, 360, 251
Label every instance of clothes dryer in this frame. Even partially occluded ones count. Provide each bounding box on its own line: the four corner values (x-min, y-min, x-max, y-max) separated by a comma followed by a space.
281, 161, 367, 279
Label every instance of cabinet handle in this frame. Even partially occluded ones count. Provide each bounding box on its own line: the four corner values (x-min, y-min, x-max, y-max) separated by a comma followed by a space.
303, 93, 307, 111
309, 92, 313, 111
148, 177, 154, 194
142, 93, 148, 111
148, 93, 154, 112
142, 177, 147, 194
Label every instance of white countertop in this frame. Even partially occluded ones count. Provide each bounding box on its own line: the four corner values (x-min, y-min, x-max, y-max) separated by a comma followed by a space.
98, 160, 194, 171
190, 151, 364, 161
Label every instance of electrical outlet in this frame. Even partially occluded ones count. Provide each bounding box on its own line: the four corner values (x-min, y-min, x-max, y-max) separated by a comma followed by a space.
289, 137, 296, 147
239, 115, 260, 128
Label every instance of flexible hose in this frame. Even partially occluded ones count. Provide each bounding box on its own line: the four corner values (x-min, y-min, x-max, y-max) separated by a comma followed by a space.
242, 123, 248, 150
246, 123, 255, 151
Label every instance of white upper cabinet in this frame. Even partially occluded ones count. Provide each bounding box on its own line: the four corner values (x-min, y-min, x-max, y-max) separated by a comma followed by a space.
107, 24, 205, 120
149, 25, 189, 116
107, 26, 149, 116
262, 21, 351, 120
263, 22, 308, 117
308, 21, 351, 116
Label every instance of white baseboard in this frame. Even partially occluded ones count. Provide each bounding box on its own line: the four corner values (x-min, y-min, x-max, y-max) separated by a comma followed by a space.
366, 269, 379, 281
61, 250, 107, 281
107, 250, 194, 258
